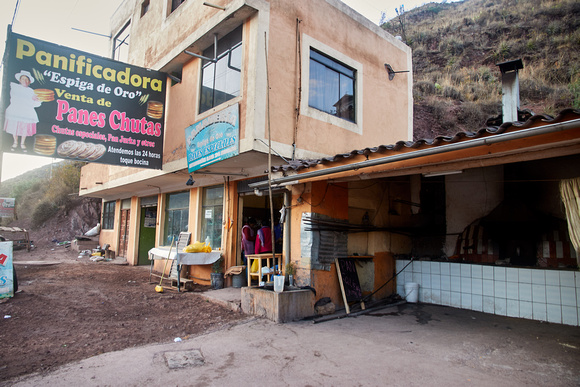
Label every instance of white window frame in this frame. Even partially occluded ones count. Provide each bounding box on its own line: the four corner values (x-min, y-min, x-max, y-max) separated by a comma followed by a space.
300, 34, 363, 135
112, 21, 131, 62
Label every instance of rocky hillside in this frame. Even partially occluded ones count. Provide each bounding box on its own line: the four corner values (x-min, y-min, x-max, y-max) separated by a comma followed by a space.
0, 162, 101, 248
381, 0, 580, 140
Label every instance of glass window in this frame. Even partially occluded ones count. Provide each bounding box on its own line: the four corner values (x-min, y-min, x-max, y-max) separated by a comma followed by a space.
113, 22, 130, 62
102, 201, 116, 230
141, 0, 150, 17
201, 185, 223, 248
171, 0, 186, 12
199, 25, 243, 114
308, 49, 356, 122
163, 191, 189, 245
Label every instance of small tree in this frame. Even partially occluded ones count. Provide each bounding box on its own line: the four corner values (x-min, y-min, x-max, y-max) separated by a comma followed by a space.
395, 5, 407, 44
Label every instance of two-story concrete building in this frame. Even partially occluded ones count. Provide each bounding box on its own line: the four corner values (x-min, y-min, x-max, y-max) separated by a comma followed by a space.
79, 0, 412, 290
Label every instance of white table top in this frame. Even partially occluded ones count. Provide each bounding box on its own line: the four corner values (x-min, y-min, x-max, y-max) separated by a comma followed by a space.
149, 247, 221, 265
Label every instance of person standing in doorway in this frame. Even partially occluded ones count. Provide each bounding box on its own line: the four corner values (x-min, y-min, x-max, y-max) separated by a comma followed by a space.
241, 217, 256, 265
255, 220, 273, 254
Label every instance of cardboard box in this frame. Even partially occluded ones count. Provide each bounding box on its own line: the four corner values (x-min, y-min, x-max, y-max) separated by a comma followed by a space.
72, 237, 99, 252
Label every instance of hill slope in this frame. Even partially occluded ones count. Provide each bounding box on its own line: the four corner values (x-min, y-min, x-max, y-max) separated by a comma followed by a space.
381, 0, 580, 139
0, 162, 101, 248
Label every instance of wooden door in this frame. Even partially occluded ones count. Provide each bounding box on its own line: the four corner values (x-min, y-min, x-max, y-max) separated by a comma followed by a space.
118, 209, 130, 258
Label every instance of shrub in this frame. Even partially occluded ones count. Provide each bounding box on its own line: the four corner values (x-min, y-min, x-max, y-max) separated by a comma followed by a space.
567, 80, 580, 109
443, 86, 463, 100
459, 101, 500, 129
44, 161, 84, 205
11, 181, 34, 201
439, 37, 464, 56
477, 66, 496, 82
414, 81, 438, 97
32, 200, 58, 227
520, 78, 556, 102
493, 41, 511, 61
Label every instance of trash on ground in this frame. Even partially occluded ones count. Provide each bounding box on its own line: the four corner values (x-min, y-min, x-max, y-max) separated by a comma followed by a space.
84, 223, 101, 237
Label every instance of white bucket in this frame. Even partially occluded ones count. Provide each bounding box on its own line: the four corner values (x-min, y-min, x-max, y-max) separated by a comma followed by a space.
404, 282, 419, 303
273, 275, 284, 293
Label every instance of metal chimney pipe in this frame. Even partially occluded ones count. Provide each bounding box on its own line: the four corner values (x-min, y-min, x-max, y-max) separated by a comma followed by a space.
497, 59, 524, 123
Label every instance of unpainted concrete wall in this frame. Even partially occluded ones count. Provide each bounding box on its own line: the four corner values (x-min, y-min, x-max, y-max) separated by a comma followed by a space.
444, 166, 504, 257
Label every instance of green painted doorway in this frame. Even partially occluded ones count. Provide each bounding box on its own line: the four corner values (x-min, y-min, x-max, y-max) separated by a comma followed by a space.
138, 204, 157, 265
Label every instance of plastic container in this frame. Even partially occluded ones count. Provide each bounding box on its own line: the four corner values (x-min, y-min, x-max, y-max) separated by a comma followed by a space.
273, 275, 284, 292
404, 282, 419, 303
232, 272, 247, 288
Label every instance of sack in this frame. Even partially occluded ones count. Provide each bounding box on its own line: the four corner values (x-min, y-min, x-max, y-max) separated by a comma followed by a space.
250, 258, 259, 273
183, 241, 205, 253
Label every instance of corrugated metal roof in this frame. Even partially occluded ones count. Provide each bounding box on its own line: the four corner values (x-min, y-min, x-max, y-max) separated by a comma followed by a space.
273, 108, 580, 173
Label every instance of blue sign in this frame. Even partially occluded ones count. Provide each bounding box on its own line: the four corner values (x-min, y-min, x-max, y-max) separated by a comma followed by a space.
0, 242, 14, 299
185, 103, 239, 172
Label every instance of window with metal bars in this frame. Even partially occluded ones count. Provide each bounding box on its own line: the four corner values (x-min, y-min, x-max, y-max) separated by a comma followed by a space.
102, 201, 116, 230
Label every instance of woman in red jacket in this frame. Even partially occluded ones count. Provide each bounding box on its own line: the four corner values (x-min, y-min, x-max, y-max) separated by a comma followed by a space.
255, 220, 272, 254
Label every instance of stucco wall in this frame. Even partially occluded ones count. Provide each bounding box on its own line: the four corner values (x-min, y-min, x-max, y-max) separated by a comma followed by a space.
106, 0, 411, 167
98, 198, 120, 253
84, 0, 413, 276
267, 0, 412, 157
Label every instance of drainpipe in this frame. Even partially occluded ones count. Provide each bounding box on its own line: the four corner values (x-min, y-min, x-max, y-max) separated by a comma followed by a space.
283, 191, 291, 268
497, 59, 524, 123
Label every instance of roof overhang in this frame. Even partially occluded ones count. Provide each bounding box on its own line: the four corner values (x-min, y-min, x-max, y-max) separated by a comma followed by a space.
250, 114, 580, 188
156, 1, 262, 74
80, 151, 281, 201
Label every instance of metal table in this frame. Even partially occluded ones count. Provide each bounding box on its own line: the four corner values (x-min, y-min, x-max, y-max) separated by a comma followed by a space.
148, 247, 222, 291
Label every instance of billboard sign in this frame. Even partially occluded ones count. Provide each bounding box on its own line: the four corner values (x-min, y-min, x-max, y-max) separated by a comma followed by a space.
185, 103, 239, 173
1, 32, 166, 169
0, 198, 15, 218
0, 242, 14, 299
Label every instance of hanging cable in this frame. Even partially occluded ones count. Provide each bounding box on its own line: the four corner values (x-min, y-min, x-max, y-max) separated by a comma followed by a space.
265, 31, 277, 271
11, 0, 21, 26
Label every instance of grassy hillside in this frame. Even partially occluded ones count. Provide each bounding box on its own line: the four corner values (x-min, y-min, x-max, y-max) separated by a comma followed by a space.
381, 0, 580, 139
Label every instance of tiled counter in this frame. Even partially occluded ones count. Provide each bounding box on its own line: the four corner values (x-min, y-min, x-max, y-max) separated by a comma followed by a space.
396, 260, 580, 326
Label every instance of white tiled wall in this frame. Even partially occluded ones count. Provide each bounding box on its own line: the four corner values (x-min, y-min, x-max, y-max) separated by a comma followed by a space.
396, 260, 580, 326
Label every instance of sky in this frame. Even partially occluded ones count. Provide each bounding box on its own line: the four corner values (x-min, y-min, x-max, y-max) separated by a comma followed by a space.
0, 0, 122, 182
0, 0, 441, 182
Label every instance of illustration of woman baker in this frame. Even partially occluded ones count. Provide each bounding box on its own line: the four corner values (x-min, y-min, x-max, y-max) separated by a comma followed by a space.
3, 70, 42, 152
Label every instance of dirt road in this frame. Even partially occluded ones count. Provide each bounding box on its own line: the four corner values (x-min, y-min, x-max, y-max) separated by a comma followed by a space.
1, 245, 245, 383
2, 245, 580, 386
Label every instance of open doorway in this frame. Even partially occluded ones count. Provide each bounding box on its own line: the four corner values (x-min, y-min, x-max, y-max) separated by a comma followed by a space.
138, 196, 158, 265
237, 186, 285, 266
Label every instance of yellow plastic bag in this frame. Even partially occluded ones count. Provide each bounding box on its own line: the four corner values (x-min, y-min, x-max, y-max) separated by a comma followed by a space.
183, 241, 205, 253
250, 258, 259, 273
